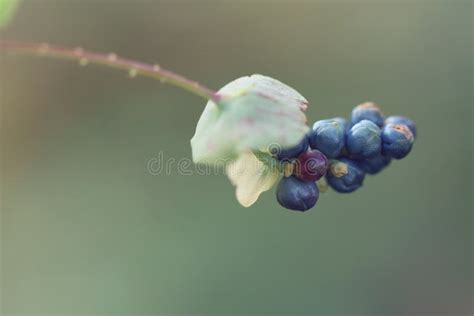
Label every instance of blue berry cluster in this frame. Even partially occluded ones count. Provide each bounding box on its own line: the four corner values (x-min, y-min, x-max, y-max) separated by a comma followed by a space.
274, 102, 416, 212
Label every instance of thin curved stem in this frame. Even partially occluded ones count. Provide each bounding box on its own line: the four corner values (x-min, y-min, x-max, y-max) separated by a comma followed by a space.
0, 40, 221, 102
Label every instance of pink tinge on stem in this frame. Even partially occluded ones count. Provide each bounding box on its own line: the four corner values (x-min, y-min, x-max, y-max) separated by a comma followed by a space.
0, 40, 219, 102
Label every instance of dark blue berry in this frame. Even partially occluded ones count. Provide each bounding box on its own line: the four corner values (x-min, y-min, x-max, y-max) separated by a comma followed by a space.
276, 175, 319, 211
385, 115, 417, 138
308, 117, 347, 158
346, 120, 381, 159
351, 102, 384, 127
326, 158, 365, 193
295, 150, 329, 182
381, 123, 414, 159
272, 135, 309, 160
358, 154, 391, 175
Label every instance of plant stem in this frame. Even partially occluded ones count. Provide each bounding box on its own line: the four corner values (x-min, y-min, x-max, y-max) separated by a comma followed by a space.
0, 40, 220, 102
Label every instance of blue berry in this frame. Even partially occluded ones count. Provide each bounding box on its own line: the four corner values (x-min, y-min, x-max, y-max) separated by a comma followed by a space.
308, 117, 347, 158
326, 158, 365, 193
385, 115, 417, 138
295, 149, 329, 182
358, 154, 391, 175
272, 135, 309, 160
276, 175, 319, 211
346, 120, 381, 159
381, 123, 414, 159
351, 102, 384, 127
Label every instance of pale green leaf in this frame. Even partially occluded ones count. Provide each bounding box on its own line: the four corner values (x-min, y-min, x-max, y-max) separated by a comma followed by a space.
191, 74, 309, 164
226, 151, 281, 207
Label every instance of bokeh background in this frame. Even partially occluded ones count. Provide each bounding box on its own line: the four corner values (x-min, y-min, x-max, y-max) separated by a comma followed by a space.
1, 1, 472, 315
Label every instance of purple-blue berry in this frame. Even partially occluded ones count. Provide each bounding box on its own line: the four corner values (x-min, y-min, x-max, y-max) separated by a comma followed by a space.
346, 120, 382, 159
276, 175, 319, 211
385, 115, 417, 138
326, 158, 365, 193
351, 102, 384, 127
308, 117, 347, 158
358, 154, 391, 175
295, 149, 329, 182
381, 123, 414, 159
272, 135, 309, 160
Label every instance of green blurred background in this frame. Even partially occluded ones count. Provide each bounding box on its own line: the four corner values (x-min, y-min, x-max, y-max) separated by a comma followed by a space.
1, 1, 472, 315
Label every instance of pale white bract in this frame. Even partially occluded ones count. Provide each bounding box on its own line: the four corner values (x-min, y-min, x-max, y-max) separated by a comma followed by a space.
190, 74, 310, 207
226, 152, 281, 207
